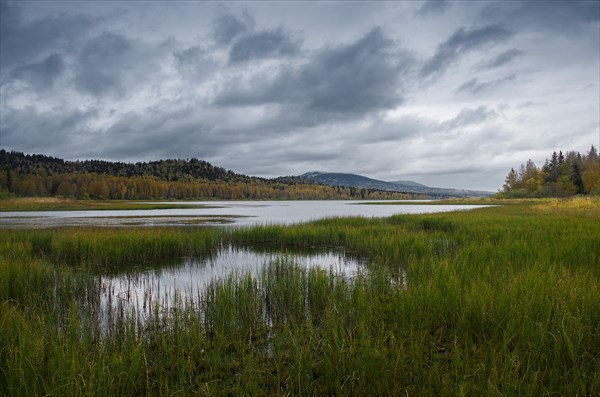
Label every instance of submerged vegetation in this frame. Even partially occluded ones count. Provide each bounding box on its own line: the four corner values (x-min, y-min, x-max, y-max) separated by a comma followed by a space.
1, 198, 599, 395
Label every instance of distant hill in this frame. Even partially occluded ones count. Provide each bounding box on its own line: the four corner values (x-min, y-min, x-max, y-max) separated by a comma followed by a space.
300, 172, 404, 192
0, 149, 422, 200
389, 180, 428, 188
301, 172, 492, 198
0, 149, 250, 183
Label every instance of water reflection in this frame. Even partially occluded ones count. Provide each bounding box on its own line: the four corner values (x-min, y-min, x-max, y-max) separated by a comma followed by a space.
0, 200, 490, 228
96, 245, 366, 328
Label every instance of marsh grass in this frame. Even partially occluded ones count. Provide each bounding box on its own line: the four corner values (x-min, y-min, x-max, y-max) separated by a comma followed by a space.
0, 197, 229, 212
0, 197, 217, 212
1, 198, 599, 395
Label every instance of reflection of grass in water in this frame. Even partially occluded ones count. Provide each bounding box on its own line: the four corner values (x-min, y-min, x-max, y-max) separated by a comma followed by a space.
1, 198, 599, 395
94, 246, 368, 327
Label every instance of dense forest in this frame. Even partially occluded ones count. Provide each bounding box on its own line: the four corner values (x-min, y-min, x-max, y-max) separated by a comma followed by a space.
0, 150, 420, 200
500, 146, 600, 197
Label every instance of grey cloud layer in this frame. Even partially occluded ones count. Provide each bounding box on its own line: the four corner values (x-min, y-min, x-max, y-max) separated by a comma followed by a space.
417, 0, 452, 17
457, 75, 516, 94
213, 12, 254, 45
217, 27, 409, 122
75, 32, 133, 96
0, 2, 96, 70
482, 0, 600, 33
9, 53, 65, 90
173, 46, 216, 81
482, 49, 523, 70
212, 12, 300, 64
1, 1, 598, 190
420, 25, 512, 79
229, 28, 300, 63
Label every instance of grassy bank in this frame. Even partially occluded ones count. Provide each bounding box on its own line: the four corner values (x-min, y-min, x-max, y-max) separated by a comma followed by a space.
1, 198, 599, 395
0, 197, 225, 212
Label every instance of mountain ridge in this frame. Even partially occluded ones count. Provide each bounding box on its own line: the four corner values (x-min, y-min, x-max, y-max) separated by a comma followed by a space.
300, 171, 492, 198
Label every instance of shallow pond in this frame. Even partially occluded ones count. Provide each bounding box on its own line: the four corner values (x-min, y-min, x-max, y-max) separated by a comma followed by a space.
93, 245, 369, 327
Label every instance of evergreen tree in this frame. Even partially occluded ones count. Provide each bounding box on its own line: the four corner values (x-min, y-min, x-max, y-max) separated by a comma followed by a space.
570, 162, 584, 194
502, 168, 519, 192
545, 151, 560, 183
501, 146, 599, 197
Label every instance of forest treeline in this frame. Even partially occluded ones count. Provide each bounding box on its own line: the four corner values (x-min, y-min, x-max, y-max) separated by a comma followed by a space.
0, 150, 420, 200
500, 146, 600, 197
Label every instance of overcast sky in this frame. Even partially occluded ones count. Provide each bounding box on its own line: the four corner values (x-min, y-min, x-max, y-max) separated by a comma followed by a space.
1, 1, 598, 190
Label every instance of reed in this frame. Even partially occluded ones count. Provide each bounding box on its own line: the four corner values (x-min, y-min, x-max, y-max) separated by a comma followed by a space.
0, 198, 598, 395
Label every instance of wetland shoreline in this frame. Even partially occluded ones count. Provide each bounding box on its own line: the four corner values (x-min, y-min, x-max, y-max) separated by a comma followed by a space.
1, 197, 598, 395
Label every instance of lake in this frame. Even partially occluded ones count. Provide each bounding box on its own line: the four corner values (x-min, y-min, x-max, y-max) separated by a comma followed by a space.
0, 200, 488, 228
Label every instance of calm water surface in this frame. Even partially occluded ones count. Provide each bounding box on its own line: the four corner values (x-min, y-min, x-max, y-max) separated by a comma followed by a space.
96, 245, 367, 327
0, 200, 488, 228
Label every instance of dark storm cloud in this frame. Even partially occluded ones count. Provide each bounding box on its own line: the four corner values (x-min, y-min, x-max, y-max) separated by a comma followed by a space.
457, 75, 516, 94
213, 12, 254, 45
74, 32, 132, 97
417, 0, 452, 17
9, 53, 65, 90
296, 27, 407, 115
229, 28, 301, 63
420, 25, 512, 79
218, 27, 409, 122
481, 49, 523, 70
0, 1, 95, 71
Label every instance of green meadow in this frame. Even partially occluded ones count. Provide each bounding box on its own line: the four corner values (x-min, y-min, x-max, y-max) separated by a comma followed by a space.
1, 198, 599, 396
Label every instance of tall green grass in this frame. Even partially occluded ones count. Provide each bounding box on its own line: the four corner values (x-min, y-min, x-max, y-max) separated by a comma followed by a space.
0, 227, 222, 268
1, 198, 599, 395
